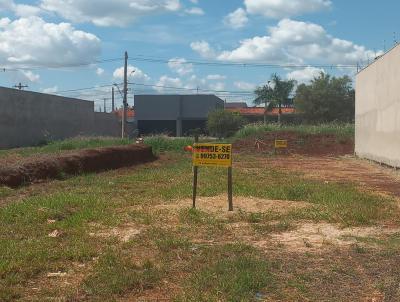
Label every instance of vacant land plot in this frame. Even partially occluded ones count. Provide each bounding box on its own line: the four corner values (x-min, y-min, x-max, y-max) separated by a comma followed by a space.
1, 129, 400, 301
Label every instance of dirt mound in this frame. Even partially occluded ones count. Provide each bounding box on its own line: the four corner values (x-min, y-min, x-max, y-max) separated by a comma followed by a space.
234, 131, 354, 156
0, 144, 156, 188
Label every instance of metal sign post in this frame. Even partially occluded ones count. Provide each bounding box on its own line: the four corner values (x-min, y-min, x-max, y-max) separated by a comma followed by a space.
191, 142, 233, 211
192, 136, 199, 209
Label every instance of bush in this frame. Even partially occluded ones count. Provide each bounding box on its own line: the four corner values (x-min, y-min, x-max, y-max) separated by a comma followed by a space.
207, 110, 244, 138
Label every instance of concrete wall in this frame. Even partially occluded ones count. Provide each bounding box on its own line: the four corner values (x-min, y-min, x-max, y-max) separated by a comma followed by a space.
93, 112, 121, 137
0, 87, 122, 149
355, 45, 400, 168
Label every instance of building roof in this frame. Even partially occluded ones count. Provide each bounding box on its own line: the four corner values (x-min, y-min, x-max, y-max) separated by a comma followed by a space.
226, 107, 296, 116
225, 102, 248, 109
113, 108, 135, 121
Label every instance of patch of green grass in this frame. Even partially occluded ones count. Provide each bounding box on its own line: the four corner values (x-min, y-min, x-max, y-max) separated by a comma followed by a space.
149, 228, 192, 253
0, 136, 132, 158
83, 250, 161, 300
0, 191, 118, 298
176, 243, 274, 302
234, 123, 354, 141
233, 166, 395, 226
253, 221, 294, 234
144, 135, 194, 155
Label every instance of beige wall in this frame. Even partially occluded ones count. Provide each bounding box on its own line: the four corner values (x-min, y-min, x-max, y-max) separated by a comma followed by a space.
356, 45, 400, 167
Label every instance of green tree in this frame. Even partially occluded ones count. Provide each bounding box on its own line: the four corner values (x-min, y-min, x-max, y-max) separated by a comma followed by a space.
207, 109, 245, 138
254, 74, 296, 124
295, 73, 355, 123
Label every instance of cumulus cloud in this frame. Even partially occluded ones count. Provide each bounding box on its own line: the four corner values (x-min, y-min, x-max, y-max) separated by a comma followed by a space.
153, 73, 229, 95
0, 0, 41, 17
40, 0, 181, 27
154, 75, 183, 92
192, 19, 376, 66
96, 67, 104, 76
244, 0, 331, 19
190, 41, 216, 59
224, 8, 248, 29
168, 57, 194, 75
113, 65, 150, 83
185, 7, 204, 15
21, 70, 40, 82
286, 67, 325, 84
0, 16, 101, 68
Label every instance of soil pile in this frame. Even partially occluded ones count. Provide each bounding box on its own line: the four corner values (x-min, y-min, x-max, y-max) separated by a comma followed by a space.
0, 144, 156, 187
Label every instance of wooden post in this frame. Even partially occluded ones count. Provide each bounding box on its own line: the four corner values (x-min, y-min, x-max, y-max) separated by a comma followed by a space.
228, 167, 233, 211
192, 135, 199, 209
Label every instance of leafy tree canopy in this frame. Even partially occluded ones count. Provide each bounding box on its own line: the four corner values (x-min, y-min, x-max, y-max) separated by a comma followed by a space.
207, 109, 245, 138
254, 74, 296, 111
295, 73, 355, 123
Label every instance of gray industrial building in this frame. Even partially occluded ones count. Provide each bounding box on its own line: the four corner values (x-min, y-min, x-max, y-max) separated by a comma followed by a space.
135, 95, 224, 136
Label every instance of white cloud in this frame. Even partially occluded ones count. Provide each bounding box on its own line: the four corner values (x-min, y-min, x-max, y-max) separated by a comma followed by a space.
40, 0, 181, 27
0, 0, 42, 16
96, 67, 104, 76
206, 74, 226, 81
0, 16, 101, 68
185, 7, 204, 15
168, 57, 194, 75
190, 40, 216, 59
13, 4, 42, 17
113, 65, 150, 83
234, 81, 256, 90
208, 81, 225, 91
190, 0, 198, 3
244, 0, 331, 19
286, 67, 325, 84
21, 70, 40, 82
192, 19, 376, 66
42, 86, 58, 94
154, 75, 183, 92
224, 8, 248, 29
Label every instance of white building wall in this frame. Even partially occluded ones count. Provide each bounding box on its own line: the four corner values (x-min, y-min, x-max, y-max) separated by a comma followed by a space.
356, 45, 400, 168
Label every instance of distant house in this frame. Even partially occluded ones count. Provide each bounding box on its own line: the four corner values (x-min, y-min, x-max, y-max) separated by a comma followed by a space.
113, 107, 135, 123
226, 107, 296, 122
135, 95, 224, 136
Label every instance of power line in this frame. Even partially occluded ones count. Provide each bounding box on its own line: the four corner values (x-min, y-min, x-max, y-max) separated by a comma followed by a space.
128, 55, 358, 69
57, 83, 121, 94
1, 58, 123, 72
128, 82, 255, 95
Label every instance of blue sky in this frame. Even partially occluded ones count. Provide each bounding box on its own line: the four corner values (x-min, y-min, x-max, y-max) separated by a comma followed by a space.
0, 0, 399, 109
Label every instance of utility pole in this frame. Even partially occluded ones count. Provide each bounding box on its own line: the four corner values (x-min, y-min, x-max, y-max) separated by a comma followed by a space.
14, 83, 28, 90
112, 87, 115, 112
122, 51, 128, 138
103, 98, 106, 113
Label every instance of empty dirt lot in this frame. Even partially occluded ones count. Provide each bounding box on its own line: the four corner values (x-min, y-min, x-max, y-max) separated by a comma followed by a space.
1, 134, 400, 301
